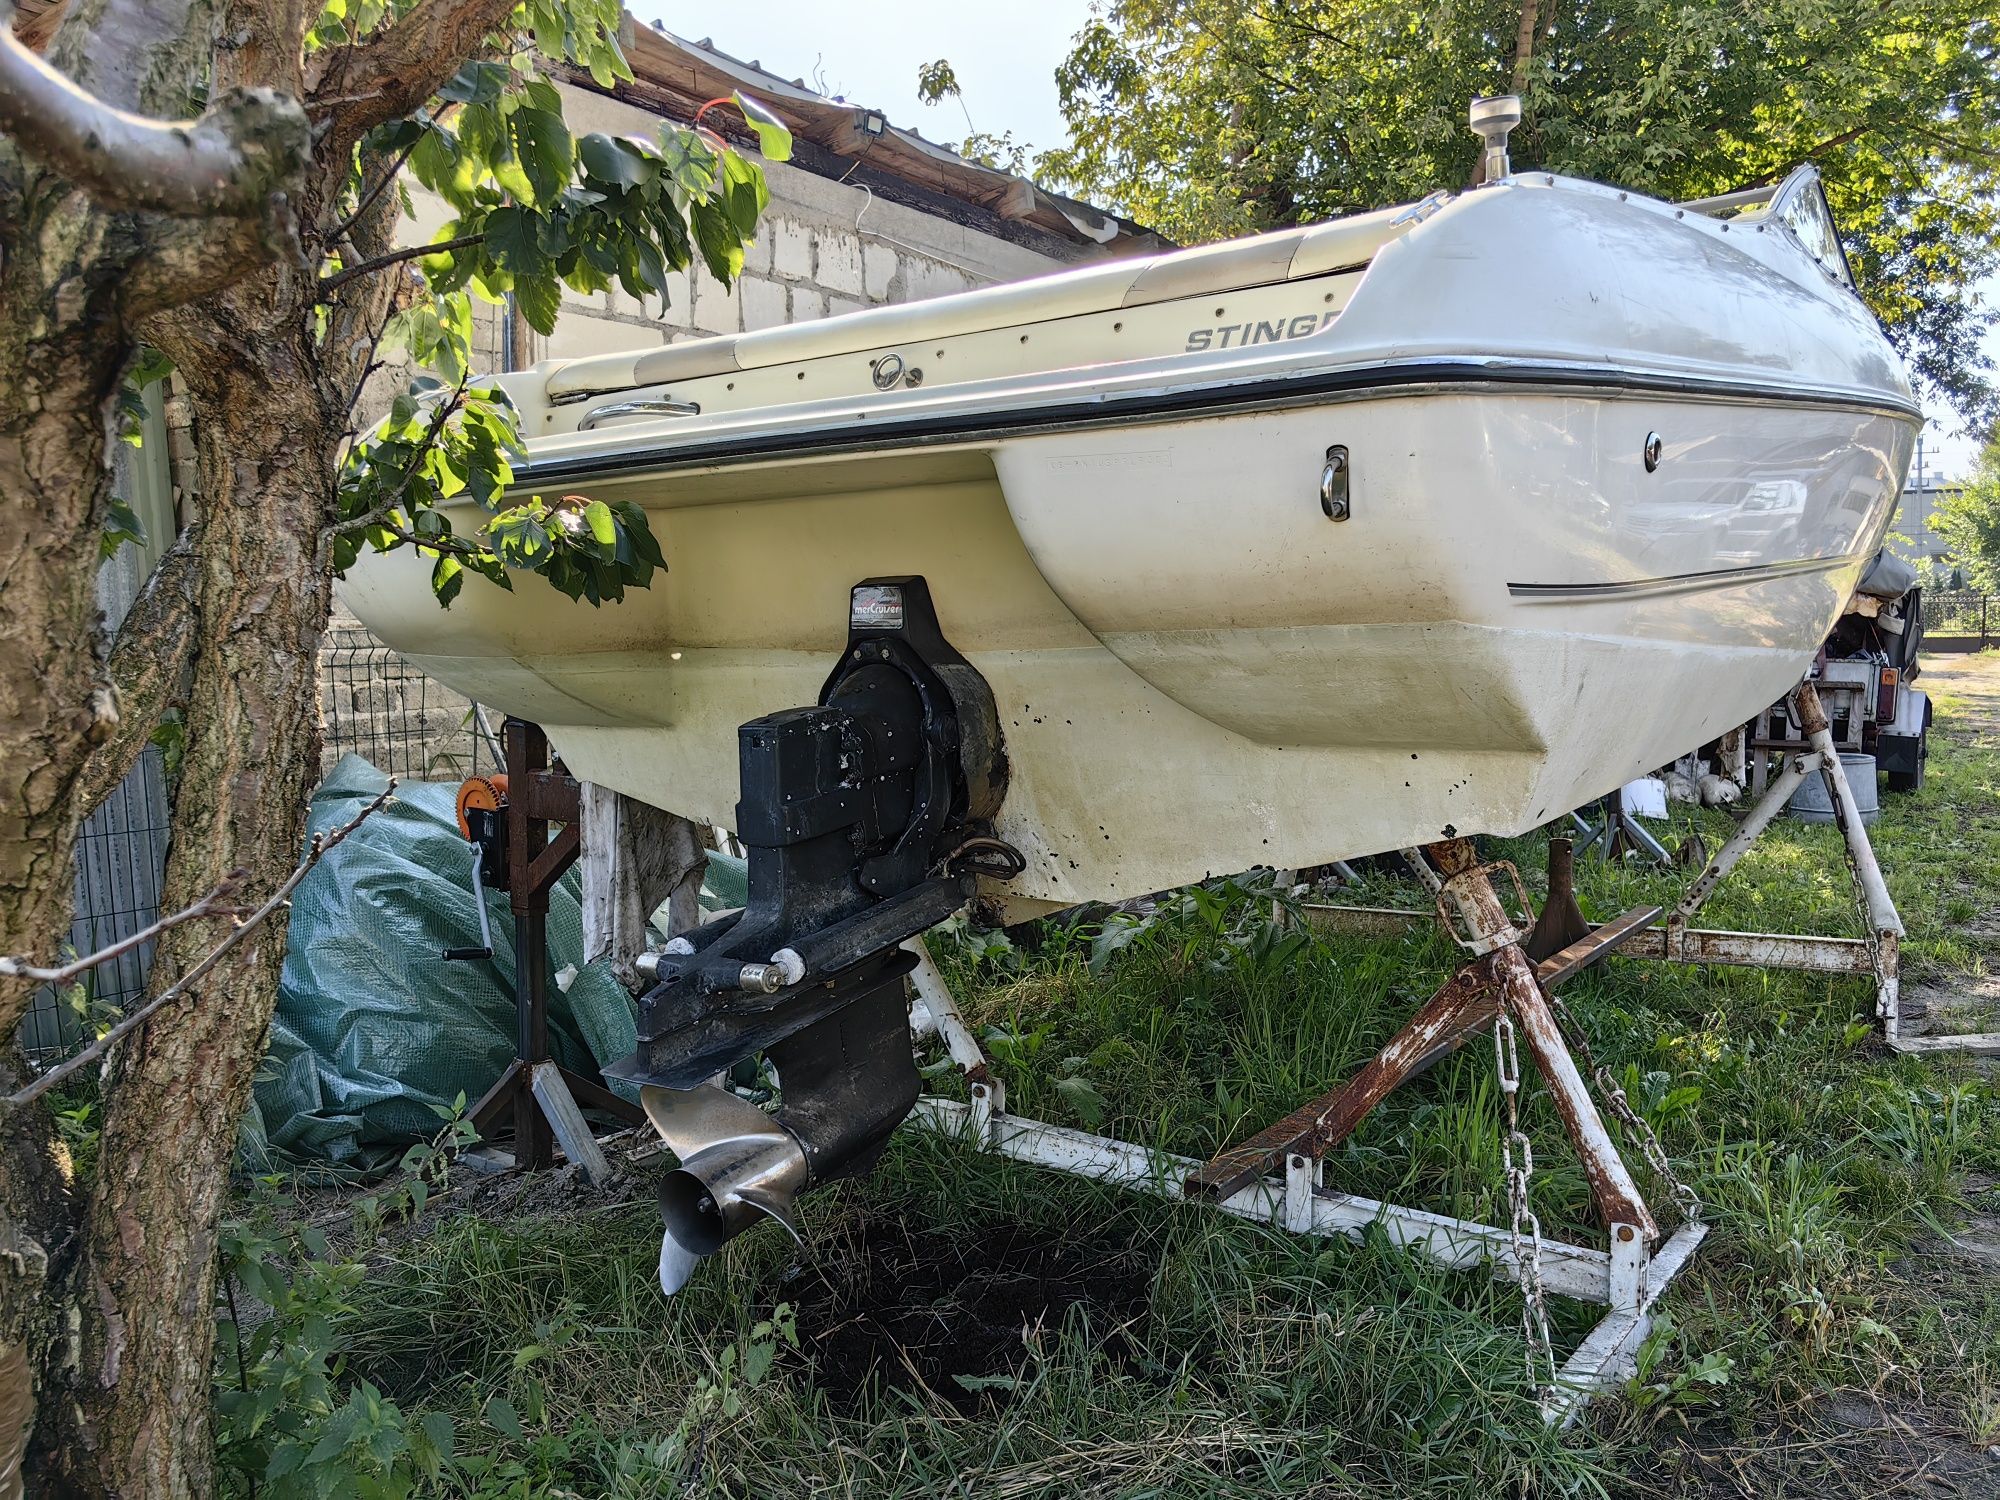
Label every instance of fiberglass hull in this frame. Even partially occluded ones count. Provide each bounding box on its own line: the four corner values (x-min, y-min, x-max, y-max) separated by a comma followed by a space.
342, 172, 1917, 913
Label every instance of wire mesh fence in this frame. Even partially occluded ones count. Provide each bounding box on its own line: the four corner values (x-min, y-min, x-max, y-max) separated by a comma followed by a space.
1920, 591, 1993, 650
18, 748, 175, 1067
320, 624, 497, 782
19, 627, 491, 1071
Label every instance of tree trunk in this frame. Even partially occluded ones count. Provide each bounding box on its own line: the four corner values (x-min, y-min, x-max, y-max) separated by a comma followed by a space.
0, 151, 155, 1500
1511, 0, 1542, 93
47, 268, 342, 1495
0, 172, 144, 1029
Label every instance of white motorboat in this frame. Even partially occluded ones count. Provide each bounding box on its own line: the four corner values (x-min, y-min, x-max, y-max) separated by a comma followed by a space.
344, 132, 1916, 918
346, 102, 1919, 1292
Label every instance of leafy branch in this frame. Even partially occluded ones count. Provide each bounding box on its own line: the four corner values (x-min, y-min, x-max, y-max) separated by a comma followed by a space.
319, 50, 793, 613
331, 380, 665, 606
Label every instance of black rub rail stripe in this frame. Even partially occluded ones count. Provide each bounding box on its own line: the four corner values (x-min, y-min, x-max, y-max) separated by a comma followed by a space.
512, 361, 1922, 487
1507, 552, 1861, 601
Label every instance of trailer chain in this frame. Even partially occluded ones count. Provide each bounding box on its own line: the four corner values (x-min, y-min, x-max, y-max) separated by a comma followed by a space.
1821, 763, 1894, 1016
1545, 993, 1704, 1227
1492, 1009, 1559, 1393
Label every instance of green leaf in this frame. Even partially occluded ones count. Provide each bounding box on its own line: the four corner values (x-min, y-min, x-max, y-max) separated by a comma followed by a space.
689, 199, 746, 285
1053, 1074, 1107, 1128
481, 207, 541, 275
720, 149, 767, 239
101, 494, 147, 559
506, 107, 571, 206
438, 59, 510, 107
578, 132, 654, 190
580, 499, 617, 545
482, 1395, 522, 1439
655, 127, 718, 201
418, 1411, 456, 1464
513, 271, 561, 336
732, 92, 793, 162
522, 77, 564, 116
951, 1371, 1019, 1393
431, 555, 464, 606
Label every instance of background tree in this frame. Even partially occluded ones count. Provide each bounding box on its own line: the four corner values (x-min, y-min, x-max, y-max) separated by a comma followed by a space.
0, 3, 783, 1494
1932, 431, 2000, 589
1042, 0, 2000, 425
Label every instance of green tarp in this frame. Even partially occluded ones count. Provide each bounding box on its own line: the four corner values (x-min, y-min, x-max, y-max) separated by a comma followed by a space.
254, 757, 638, 1169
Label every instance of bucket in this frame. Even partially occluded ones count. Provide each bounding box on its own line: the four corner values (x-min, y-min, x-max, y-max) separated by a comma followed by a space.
1787, 752, 1880, 825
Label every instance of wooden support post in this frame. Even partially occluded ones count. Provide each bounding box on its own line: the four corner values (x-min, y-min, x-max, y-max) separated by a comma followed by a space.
508, 720, 558, 1170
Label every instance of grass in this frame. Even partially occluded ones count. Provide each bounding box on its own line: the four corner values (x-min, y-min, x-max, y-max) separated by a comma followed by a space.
230, 655, 2000, 1497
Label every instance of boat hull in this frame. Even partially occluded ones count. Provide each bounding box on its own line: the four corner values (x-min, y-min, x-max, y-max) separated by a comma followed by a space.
344, 381, 1908, 911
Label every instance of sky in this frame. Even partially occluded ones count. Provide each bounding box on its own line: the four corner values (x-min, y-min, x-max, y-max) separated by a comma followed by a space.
639, 1, 1994, 481
635, 2, 1093, 160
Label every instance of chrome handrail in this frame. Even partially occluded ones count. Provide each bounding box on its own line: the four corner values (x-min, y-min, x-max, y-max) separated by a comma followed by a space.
1678, 183, 1779, 218
578, 397, 701, 430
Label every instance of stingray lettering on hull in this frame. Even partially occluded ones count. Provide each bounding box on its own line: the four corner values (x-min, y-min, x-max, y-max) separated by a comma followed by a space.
1185, 312, 1337, 351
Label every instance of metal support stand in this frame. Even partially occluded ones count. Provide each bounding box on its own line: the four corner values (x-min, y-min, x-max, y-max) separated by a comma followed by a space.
467, 720, 645, 1176
1572, 787, 1671, 865
1308, 684, 1997, 1055
907, 841, 1705, 1425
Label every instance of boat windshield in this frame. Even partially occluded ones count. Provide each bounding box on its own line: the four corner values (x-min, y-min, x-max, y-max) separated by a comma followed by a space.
1768, 167, 1855, 289
1682, 167, 1854, 291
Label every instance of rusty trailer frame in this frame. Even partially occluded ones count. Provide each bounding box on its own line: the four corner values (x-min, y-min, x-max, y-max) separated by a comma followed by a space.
898, 680, 1989, 1428
1303, 682, 1996, 1056
906, 836, 1708, 1428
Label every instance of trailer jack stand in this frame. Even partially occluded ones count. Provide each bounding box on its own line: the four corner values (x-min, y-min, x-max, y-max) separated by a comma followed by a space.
456, 719, 645, 1179
904, 839, 1706, 1426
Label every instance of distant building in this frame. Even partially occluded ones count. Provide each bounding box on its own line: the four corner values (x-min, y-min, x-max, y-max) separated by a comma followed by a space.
1888, 465, 1966, 583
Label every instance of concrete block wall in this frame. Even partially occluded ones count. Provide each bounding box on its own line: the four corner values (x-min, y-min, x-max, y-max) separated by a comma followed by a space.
533, 84, 1073, 363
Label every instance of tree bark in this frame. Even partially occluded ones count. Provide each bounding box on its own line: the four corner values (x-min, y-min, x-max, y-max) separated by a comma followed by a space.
47, 276, 343, 1495
2, 3, 507, 1490
70, 527, 202, 820
1511, 0, 1542, 93
0, 103, 168, 1500
0, 6, 312, 1494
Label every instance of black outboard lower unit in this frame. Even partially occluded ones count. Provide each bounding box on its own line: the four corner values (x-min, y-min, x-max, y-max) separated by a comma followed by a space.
607, 578, 1014, 1291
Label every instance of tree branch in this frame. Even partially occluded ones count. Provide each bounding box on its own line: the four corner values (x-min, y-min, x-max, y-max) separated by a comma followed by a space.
0, 1, 311, 215
318, 232, 482, 298
3, 781, 397, 1110
71, 525, 201, 818
324, 137, 420, 244
321, 378, 469, 573
1510, 0, 1543, 93
123, 198, 309, 317
0, 876, 247, 986
311, 0, 519, 157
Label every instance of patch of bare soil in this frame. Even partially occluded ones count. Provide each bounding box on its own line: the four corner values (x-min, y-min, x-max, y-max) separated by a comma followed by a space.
787, 1218, 1152, 1413
1631, 1394, 2000, 1498
1898, 974, 2000, 1042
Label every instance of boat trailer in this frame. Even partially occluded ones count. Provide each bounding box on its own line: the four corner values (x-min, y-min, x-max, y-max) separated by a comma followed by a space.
451, 596, 1955, 1423
1309, 681, 1995, 1057
903, 832, 1706, 1426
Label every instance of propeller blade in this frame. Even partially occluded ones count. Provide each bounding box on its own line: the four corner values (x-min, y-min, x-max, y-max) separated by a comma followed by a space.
658, 1226, 702, 1296
641, 1082, 791, 1158
736, 1187, 803, 1244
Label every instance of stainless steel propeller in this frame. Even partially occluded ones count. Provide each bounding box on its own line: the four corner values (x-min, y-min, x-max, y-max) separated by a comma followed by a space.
641, 1083, 808, 1295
